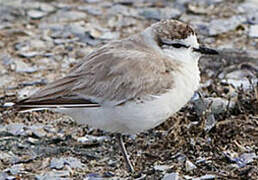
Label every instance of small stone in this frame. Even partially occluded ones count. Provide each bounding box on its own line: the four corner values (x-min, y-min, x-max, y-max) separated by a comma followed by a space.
100, 31, 120, 40
18, 51, 38, 58
27, 10, 46, 19
0, 75, 15, 88
139, 7, 181, 20
50, 158, 65, 170
0, 172, 8, 180
27, 137, 39, 144
208, 16, 246, 36
77, 135, 109, 144
39, 3, 55, 13
185, 160, 197, 172
84, 0, 101, 3
5, 164, 24, 175
154, 165, 170, 171
6, 123, 26, 136
200, 174, 216, 180
29, 124, 47, 138
249, 25, 258, 38
36, 170, 71, 180
78, 6, 102, 16
64, 157, 83, 169
162, 173, 180, 180
47, 10, 87, 23
50, 157, 83, 169
236, 152, 257, 167
221, 78, 257, 90
14, 59, 38, 73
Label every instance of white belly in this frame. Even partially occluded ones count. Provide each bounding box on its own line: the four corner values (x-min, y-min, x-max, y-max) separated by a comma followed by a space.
57, 66, 200, 134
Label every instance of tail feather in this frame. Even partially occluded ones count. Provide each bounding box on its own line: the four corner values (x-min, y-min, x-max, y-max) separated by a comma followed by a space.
14, 96, 100, 112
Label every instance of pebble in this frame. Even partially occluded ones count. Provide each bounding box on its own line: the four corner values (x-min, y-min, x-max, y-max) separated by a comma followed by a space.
224, 78, 257, 90
162, 173, 180, 180
139, 7, 181, 20
47, 10, 87, 23
0, 172, 8, 180
50, 157, 83, 169
208, 16, 246, 36
198, 174, 216, 180
78, 6, 102, 16
77, 135, 109, 144
6, 123, 26, 136
27, 10, 46, 19
249, 25, 258, 38
39, 3, 55, 13
14, 59, 38, 73
237, 152, 257, 167
36, 171, 71, 180
154, 165, 170, 172
5, 164, 24, 175
0, 75, 15, 88
18, 51, 39, 58
185, 160, 197, 172
224, 152, 258, 168
28, 124, 47, 138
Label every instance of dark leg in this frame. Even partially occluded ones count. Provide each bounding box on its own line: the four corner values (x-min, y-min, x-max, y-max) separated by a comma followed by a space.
116, 133, 135, 173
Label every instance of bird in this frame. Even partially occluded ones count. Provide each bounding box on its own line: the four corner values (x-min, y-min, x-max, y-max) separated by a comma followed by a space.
13, 19, 218, 173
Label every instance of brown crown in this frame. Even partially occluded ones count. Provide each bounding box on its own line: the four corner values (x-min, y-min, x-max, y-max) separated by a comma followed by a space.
151, 19, 195, 40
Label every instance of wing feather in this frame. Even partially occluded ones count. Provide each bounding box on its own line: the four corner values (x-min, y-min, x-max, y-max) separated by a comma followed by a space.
16, 35, 179, 110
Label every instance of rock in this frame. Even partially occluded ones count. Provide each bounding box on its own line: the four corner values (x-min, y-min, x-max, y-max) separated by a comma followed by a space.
35, 170, 71, 180
108, 4, 138, 17
208, 16, 246, 36
50, 157, 83, 169
39, 3, 55, 13
199, 174, 216, 180
6, 123, 26, 136
50, 158, 65, 170
0, 152, 20, 164
247, 12, 258, 25
100, 31, 120, 40
194, 97, 235, 116
0, 75, 15, 88
27, 10, 46, 19
84, 0, 101, 3
249, 25, 258, 38
14, 59, 38, 73
77, 135, 109, 145
236, 152, 257, 168
18, 51, 39, 58
154, 165, 170, 171
139, 7, 181, 20
162, 173, 180, 180
47, 10, 87, 23
64, 157, 84, 169
28, 124, 47, 138
78, 6, 102, 16
0, 172, 8, 180
5, 164, 24, 175
185, 160, 197, 172
221, 69, 258, 90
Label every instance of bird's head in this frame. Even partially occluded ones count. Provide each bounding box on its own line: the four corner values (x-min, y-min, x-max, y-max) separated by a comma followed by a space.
144, 20, 218, 64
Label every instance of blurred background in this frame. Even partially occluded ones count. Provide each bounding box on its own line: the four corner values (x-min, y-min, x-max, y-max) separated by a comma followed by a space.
0, 0, 257, 179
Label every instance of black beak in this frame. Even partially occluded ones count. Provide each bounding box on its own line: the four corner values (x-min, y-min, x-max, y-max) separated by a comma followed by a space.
193, 46, 218, 55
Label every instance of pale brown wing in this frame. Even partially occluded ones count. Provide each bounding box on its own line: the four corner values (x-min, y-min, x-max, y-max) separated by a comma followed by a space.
16, 35, 179, 109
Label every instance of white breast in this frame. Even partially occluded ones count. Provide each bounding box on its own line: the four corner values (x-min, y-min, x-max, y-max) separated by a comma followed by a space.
57, 63, 200, 134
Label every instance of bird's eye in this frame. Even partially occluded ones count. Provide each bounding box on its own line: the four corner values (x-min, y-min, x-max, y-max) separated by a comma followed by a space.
171, 43, 189, 48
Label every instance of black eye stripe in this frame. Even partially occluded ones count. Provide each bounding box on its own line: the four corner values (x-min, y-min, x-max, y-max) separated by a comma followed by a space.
171, 43, 189, 48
